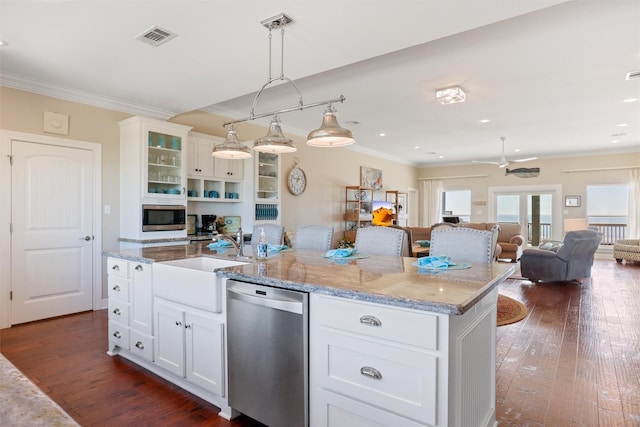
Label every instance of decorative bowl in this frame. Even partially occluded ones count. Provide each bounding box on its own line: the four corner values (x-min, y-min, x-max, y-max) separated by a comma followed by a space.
416, 240, 431, 247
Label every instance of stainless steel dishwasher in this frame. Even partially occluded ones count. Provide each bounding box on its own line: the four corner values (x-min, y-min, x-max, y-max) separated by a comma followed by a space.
226, 280, 309, 427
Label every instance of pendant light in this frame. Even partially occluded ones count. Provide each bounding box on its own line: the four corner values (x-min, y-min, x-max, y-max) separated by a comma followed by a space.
253, 116, 297, 153
307, 105, 355, 147
211, 125, 252, 159
215, 12, 354, 158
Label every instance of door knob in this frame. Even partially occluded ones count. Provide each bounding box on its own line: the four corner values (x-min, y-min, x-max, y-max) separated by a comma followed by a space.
81, 236, 91, 241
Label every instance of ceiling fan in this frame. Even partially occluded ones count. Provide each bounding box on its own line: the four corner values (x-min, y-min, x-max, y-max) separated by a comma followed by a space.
472, 137, 537, 168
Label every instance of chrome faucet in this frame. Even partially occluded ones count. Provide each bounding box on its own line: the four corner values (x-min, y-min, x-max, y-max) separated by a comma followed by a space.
215, 227, 244, 257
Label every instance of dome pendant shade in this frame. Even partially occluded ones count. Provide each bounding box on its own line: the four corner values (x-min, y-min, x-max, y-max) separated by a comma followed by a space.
253, 117, 297, 153
307, 109, 354, 147
212, 125, 252, 159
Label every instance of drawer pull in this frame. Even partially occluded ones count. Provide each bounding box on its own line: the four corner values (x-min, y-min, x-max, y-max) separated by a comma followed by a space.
360, 366, 382, 380
359, 315, 381, 327
135, 265, 143, 271
175, 321, 182, 327
113, 308, 121, 316
111, 265, 120, 271
135, 341, 144, 350
112, 285, 121, 292
113, 331, 122, 339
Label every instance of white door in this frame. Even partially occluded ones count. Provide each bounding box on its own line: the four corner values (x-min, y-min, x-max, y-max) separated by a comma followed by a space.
11, 140, 94, 324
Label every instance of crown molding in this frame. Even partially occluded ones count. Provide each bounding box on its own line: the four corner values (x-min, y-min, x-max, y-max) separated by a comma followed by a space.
0, 72, 177, 120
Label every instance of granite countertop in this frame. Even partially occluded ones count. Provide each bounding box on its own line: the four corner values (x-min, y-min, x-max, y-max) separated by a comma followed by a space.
103, 242, 515, 315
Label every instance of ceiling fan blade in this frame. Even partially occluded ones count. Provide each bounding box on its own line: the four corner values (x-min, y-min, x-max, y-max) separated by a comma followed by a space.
472, 160, 501, 165
512, 157, 537, 163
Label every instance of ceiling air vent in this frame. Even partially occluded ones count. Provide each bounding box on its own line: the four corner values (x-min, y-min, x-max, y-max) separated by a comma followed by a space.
626, 70, 640, 80
135, 26, 177, 47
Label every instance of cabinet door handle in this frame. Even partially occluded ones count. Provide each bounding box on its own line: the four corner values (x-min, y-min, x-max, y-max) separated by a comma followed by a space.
113, 308, 121, 315
113, 331, 122, 339
135, 265, 143, 271
112, 285, 120, 292
135, 341, 144, 350
360, 366, 382, 380
185, 324, 192, 329
111, 265, 120, 271
175, 321, 182, 326
359, 315, 381, 327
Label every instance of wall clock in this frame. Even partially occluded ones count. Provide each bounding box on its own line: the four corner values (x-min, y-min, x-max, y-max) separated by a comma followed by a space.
287, 163, 307, 195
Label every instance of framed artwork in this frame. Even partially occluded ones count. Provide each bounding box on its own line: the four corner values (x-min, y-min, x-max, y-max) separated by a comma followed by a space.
360, 166, 383, 191
565, 195, 581, 207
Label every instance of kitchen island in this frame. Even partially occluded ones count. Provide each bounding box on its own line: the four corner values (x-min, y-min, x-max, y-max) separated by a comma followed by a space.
104, 242, 514, 427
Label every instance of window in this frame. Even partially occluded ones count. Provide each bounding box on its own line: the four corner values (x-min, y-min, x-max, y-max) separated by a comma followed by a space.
586, 184, 629, 243
442, 190, 471, 222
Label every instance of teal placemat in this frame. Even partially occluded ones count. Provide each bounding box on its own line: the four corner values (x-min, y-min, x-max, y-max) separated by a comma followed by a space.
322, 253, 370, 260
411, 261, 472, 270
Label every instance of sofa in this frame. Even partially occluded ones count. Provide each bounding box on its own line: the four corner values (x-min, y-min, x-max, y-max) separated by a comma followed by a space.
520, 229, 602, 283
613, 239, 640, 263
458, 222, 525, 262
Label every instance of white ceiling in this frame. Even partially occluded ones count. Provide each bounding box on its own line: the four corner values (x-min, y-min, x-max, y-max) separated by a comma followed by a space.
1, 0, 638, 167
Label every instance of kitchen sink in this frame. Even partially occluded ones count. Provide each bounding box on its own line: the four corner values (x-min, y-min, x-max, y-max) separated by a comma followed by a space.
154, 257, 249, 312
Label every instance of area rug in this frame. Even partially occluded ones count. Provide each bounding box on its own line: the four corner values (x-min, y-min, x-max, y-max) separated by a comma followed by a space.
0, 353, 79, 426
497, 294, 528, 326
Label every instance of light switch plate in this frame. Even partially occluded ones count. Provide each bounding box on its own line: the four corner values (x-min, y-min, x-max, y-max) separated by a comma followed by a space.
44, 111, 69, 135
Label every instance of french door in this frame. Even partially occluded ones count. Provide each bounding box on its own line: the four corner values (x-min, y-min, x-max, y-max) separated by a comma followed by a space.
489, 185, 563, 246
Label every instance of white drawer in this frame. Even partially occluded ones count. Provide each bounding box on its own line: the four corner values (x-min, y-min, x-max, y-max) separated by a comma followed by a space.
108, 320, 129, 349
129, 330, 154, 362
108, 276, 130, 302
108, 299, 130, 325
314, 295, 438, 350
312, 388, 426, 427
316, 329, 437, 426
107, 258, 129, 278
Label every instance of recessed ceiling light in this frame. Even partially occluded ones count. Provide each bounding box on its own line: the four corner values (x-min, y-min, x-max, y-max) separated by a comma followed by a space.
514, 148, 521, 152
438, 155, 444, 159
414, 146, 420, 150
623, 98, 638, 103
379, 133, 386, 137
479, 119, 490, 124
612, 140, 619, 143
617, 123, 628, 127
0, 40, 7, 46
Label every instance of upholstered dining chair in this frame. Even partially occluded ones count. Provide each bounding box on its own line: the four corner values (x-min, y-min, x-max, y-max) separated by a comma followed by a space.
250, 223, 284, 247
354, 226, 409, 256
294, 225, 334, 251
429, 226, 500, 264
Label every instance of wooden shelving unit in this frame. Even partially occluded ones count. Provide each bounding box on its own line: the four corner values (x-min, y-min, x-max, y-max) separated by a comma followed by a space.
344, 186, 373, 242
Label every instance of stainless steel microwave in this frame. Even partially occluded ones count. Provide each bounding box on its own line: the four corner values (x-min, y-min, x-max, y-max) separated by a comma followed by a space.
142, 204, 186, 231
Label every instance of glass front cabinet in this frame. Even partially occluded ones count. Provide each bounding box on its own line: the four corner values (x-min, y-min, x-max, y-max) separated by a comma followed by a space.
255, 152, 281, 223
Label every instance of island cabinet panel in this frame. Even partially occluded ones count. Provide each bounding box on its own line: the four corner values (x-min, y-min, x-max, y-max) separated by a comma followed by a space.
310, 291, 499, 427
107, 257, 154, 363
310, 294, 439, 426
153, 298, 225, 396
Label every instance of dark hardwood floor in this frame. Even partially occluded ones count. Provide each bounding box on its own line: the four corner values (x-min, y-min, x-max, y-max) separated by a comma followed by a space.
1, 259, 638, 426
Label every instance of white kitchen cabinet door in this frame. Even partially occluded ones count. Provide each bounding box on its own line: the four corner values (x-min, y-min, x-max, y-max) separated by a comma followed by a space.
154, 299, 185, 377
185, 310, 224, 395
130, 263, 153, 335
213, 157, 243, 180
186, 136, 214, 178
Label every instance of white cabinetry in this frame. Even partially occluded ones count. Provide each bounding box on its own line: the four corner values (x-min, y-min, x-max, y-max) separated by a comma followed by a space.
186, 132, 244, 203
154, 298, 225, 395
254, 152, 280, 223
186, 135, 214, 177
310, 291, 498, 427
107, 258, 154, 362
118, 116, 192, 240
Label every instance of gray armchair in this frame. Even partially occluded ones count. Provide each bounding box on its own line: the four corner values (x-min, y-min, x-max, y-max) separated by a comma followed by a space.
520, 230, 602, 283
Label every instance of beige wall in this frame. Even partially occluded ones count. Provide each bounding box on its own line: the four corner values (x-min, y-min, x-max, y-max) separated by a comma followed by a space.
0, 87, 417, 305
418, 152, 639, 228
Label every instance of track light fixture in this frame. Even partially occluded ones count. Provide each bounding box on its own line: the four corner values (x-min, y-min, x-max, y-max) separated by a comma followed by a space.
212, 13, 354, 159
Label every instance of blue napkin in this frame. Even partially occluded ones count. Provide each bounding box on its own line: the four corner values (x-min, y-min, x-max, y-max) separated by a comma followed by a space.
208, 240, 233, 249
267, 244, 289, 252
417, 255, 457, 268
324, 248, 356, 258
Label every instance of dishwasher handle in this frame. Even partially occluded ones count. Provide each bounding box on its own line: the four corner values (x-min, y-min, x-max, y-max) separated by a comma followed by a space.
227, 285, 303, 315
